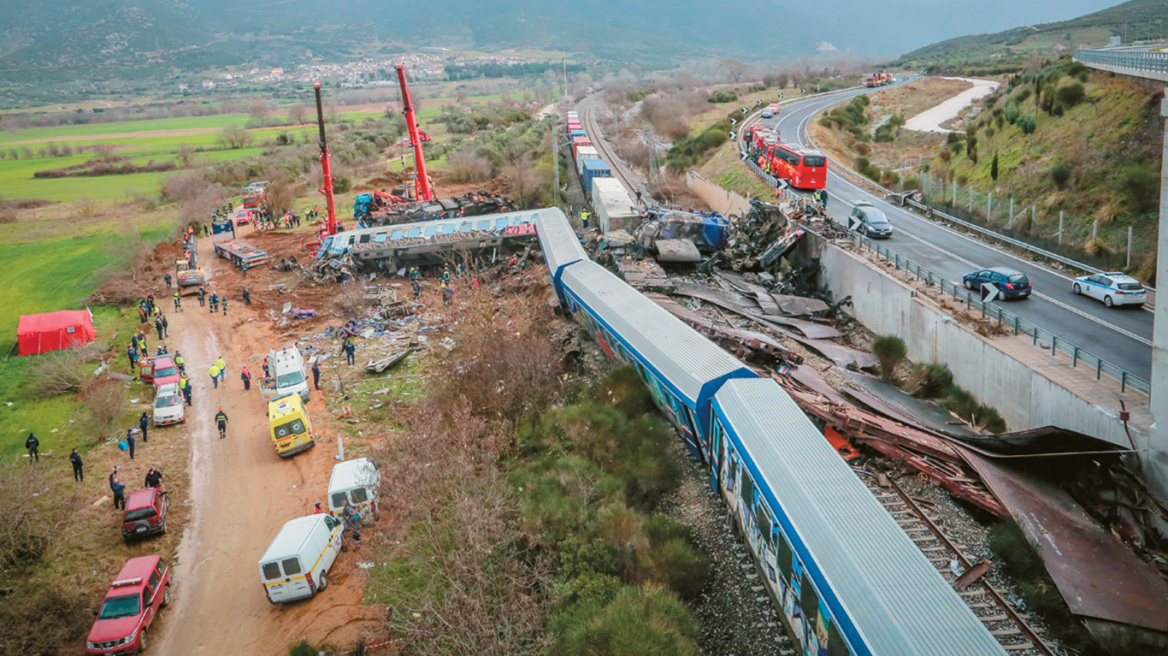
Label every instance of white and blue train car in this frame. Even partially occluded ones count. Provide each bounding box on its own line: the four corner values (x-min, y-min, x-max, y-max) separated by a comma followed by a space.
534, 209, 1006, 656
558, 260, 757, 457
710, 379, 1006, 656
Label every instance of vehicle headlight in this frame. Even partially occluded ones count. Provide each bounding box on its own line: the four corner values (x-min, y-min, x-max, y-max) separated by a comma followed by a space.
118, 631, 138, 646
87, 642, 98, 649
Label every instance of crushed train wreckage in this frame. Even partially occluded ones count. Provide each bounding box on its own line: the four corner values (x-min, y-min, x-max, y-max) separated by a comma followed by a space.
354, 190, 516, 227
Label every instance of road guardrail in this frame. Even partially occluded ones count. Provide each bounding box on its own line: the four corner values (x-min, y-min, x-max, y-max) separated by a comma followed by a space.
1075, 48, 1168, 76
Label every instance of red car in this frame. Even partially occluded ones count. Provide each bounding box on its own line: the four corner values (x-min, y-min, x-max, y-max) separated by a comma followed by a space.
138, 355, 180, 389
121, 488, 169, 542
235, 210, 252, 226
86, 556, 171, 654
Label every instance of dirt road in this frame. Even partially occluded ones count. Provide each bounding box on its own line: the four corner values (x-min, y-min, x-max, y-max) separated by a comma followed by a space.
152, 236, 382, 655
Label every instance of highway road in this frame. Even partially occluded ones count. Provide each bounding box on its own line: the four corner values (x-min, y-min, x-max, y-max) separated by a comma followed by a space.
755, 86, 1155, 380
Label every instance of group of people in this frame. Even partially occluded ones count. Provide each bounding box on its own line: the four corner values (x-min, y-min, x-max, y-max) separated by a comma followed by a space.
407, 262, 480, 306
108, 465, 166, 510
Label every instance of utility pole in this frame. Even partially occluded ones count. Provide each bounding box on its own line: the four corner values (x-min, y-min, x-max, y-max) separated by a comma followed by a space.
551, 113, 560, 210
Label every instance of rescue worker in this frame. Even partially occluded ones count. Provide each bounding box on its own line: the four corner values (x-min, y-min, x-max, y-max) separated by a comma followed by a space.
344, 341, 356, 366
127, 344, 137, 370
412, 279, 421, 299
139, 412, 150, 443
242, 288, 251, 306
70, 448, 83, 482
198, 286, 207, 307
25, 433, 39, 463
311, 362, 321, 390
163, 273, 172, 288
173, 291, 182, 311
209, 362, 221, 389
175, 351, 185, 374
145, 468, 163, 489
262, 358, 271, 378
209, 293, 219, 313
314, 502, 325, 514
215, 407, 229, 439
240, 365, 251, 391
580, 210, 590, 228
112, 479, 126, 510
241, 262, 249, 278
181, 375, 193, 406
154, 316, 165, 341
125, 429, 136, 460
160, 315, 168, 338
221, 296, 228, 316
216, 356, 227, 383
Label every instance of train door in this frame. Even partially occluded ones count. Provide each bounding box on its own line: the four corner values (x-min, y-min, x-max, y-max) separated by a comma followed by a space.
709, 413, 723, 492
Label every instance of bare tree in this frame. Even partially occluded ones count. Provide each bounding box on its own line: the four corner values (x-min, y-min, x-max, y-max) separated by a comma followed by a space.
216, 125, 253, 150
261, 176, 297, 216
721, 58, 747, 83
28, 345, 101, 396
176, 144, 195, 168
249, 101, 271, 127
81, 377, 128, 438
286, 102, 308, 126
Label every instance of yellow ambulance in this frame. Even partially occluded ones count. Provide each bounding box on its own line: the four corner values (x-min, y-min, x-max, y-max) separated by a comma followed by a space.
267, 393, 315, 457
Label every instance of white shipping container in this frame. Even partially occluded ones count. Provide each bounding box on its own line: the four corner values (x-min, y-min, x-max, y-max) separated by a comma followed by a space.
575, 146, 601, 175
592, 178, 640, 233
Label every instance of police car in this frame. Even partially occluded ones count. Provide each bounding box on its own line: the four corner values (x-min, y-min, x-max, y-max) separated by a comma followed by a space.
1071, 272, 1146, 307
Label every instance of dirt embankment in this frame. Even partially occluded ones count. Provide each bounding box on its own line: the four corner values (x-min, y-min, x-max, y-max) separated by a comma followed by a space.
151, 231, 384, 656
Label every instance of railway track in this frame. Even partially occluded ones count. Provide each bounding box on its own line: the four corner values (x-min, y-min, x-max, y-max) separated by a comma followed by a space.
575, 93, 642, 195
856, 470, 1056, 656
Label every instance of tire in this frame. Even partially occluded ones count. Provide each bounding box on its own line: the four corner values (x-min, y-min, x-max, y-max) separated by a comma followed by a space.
138, 628, 147, 653
318, 572, 328, 591
1104, 295, 1114, 307
160, 520, 167, 535
963, 279, 973, 290
1073, 283, 1081, 295
162, 585, 171, 607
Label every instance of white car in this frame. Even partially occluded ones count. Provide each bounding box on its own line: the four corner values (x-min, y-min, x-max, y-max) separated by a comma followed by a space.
152, 383, 185, 426
1072, 272, 1146, 307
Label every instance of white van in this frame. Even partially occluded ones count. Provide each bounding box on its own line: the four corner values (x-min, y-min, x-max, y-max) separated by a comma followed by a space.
328, 457, 382, 521
262, 346, 310, 403
258, 514, 343, 604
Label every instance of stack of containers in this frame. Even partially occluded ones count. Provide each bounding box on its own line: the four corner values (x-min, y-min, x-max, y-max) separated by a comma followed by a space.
581, 159, 611, 196
592, 177, 640, 233
571, 135, 592, 158
575, 146, 601, 175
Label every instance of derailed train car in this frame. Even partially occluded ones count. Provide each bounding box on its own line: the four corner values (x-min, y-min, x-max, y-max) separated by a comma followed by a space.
534, 209, 1006, 656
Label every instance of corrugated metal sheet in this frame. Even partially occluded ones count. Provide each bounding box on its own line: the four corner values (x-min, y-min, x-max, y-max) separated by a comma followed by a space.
533, 208, 586, 280
562, 261, 751, 402
592, 177, 639, 233
715, 378, 1006, 656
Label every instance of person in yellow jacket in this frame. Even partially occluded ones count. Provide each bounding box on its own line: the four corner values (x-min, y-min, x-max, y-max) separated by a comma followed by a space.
209, 363, 221, 389
215, 356, 227, 384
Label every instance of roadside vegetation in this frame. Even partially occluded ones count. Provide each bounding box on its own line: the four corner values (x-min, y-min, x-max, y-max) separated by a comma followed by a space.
364, 292, 709, 655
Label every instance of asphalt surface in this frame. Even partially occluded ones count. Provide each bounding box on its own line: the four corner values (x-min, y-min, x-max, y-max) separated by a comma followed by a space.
755, 86, 1155, 380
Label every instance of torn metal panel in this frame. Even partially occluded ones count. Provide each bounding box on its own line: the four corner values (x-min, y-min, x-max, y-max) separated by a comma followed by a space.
770, 294, 829, 316
758, 229, 806, 267
960, 449, 1168, 635
954, 561, 992, 592
672, 283, 757, 314
785, 366, 850, 405
654, 239, 703, 263
785, 333, 879, 370
615, 257, 675, 292
948, 426, 1136, 459
648, 294, 802, 365
745, 312, 842, 339
842, 371, 978, 437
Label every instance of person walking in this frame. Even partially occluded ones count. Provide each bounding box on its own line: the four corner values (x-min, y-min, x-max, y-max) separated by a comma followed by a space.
126, 429, 136, 460
112, 479, 126, 511
139, 412, 150, 444
173, 291, 182, 312
240, 365, 251, 391
25, 433, 39, 463
164, 273, 172, 288
175, 351, 186, 375
154, 316, 164, 341
69, 448, 83, 482
181, 376, 192, 406
198, 287, 206, 307
412, 279, 421, 300
442, 283, 454, 306
242, 288, 251, 306
222, 297, 228, 316
209, 362, 221, 389
127, 343, 138, 370
215, 407, 229, 439
311, 362, 321, 390
145, 468, 163, 489
160, 314, 169, 338
209, 293, 218, 313
215, 356, 227, 383
344, 341, 356, 366
241, 262, 248, 278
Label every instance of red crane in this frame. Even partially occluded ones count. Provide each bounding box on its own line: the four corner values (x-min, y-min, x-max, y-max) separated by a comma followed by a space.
395, 63, 434, 202
314, 81, 338, 237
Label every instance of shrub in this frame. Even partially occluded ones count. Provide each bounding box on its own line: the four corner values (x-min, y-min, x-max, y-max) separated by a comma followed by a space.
1003, 102, 1021, 125
1050, 164, 1072, 189
907, 363, 953, 399
550, 583, 700, 656
446, 150, 494, 182
80, 377, 128, 438
990, 153, 999, 181
1119, 165, 1158, 214
855, 156, 870, 172
1017, 115, 1037, 135
707, 90, 738, 104
938, 149, 952, 163
853, 142, 870, 156
333, 173, 353, 194
871, 335, 907, 381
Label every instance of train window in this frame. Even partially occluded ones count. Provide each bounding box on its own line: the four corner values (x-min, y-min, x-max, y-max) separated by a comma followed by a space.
425, 226, 438, 237
359, 234, 371, 244
728, 456, 738, 491
374, 233, 388, 243
757, 506, 773, 548
408, 228, 422, 238
778, 533, 794, 584
826, 620, 848, 656
391, 230, 403, 240
443, 224, 456, 235
741, 470, 756, 510
477, 220, 490, 230
495, 218, 509, 230
459, 223, 472, 233
799, 572, 820, 627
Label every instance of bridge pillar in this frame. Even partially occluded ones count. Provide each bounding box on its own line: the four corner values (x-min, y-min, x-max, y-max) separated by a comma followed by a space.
1152, 93, 1168, 499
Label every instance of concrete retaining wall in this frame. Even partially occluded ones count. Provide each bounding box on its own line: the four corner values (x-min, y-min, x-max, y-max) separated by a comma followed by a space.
686, 171, 753, 217
814, 237, 1145, 449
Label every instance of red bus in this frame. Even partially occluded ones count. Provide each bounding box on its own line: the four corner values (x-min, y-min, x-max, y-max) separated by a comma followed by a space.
764, 143, 826, 190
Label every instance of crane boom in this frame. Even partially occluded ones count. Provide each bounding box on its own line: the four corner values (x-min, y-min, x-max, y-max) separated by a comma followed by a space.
395, 63, 434, 202
314, 81, 338, 237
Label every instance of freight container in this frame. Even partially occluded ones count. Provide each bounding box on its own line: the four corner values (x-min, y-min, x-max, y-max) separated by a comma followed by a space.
567, 111, 579, 120
569, 129, 586, 139
581, 159, 611, 196
571, 136, 592, 158
575, 146, 601, 175
567, 120, 582, 130
592, 177, 640, 233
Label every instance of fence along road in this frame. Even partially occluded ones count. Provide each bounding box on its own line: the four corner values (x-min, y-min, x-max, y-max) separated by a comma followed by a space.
753, 85, 1155, 383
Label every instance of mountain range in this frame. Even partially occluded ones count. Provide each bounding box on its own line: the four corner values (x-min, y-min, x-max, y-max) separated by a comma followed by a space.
0, 0, 1139, 84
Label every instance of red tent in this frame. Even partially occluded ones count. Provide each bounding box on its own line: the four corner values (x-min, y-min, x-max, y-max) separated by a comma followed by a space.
17, 310, 96, 356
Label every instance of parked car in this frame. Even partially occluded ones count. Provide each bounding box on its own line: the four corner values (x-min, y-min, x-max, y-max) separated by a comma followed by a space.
139, 355, 181, 389
761, 107, 775, 119
122, 488, 169, 542
258, 514, 344, 604
152, 383, 184, 426
850, 201, 893, 238
1072, 272, 1146, 307
86, 556, 171, 654
962, 267, 1032, 299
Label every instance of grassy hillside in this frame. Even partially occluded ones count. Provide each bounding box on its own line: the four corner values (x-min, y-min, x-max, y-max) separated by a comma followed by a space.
897, 0, 1168, 70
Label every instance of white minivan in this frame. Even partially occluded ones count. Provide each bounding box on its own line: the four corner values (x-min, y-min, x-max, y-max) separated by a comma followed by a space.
328, 457, 382, 521
258, 514, 344, 604
261, 345, 310, 403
